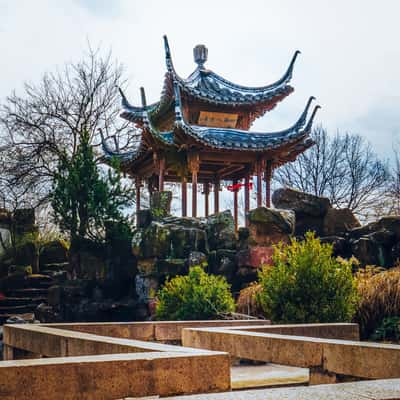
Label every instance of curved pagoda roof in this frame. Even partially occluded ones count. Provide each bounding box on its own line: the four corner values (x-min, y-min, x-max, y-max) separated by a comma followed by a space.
120, 36, 300, 125
102, 88, 320, 171
101, 36, 320, 181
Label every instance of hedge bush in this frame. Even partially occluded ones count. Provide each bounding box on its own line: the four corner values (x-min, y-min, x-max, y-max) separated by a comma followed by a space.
258, 232, 358, 323
155, 265, 235, 320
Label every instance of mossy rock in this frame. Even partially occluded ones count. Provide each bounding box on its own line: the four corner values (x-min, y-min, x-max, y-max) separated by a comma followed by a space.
156, 258, 187, 276
132, 223, 171, 259
39, 240, 69, 266
248, 207, 295, 235
169, 225, 208, 258
205, 211, 236, 251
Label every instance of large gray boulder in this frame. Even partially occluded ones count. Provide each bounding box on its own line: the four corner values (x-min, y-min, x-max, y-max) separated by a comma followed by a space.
248, 207, 295, 245
322, 208, 360, 236
349, 216, 400, 241
272, 188, 360, 237
203, 210, 236, 251
348, 218, 400, 267
39, 240, 69, 266
272, 188, 330, 236
131, 220, 208, 259
272, 188, 331, 217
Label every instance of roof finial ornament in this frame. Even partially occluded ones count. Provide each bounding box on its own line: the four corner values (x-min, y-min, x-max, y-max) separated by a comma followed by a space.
193, 44, 208, 69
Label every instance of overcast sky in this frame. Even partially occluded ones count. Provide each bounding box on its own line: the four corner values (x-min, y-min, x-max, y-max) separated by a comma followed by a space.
1, 0, 399, 158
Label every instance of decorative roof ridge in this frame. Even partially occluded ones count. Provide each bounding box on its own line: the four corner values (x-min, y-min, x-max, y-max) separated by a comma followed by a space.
287, 95, 316, 134
304, 104, 321, 132
163, 35, 187, 84
163, 35, 175, 74
173, 81, 184, 124
98, 128, 142, 161
191, 50, 301, 94
118, 87, 158, 114
139, 86, 175, 146
163, 36, 299, 96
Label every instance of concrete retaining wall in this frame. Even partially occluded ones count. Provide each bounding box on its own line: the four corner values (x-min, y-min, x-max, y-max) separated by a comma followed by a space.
182, 324, 400, 383
0, 351, 230, 399
45, 319, 271, 342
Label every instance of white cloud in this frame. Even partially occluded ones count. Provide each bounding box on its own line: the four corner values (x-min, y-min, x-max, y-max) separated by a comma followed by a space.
1, 0, 399, 156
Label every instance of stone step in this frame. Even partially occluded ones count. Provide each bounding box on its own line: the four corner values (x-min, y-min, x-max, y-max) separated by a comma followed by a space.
24, 274, 55, 289
6, 288, 48, 298
41, 262, 69, 271
40, 269, 68, 281
0, 304, 38, 314
0, 297, 46, 307
0, 312, 35, 325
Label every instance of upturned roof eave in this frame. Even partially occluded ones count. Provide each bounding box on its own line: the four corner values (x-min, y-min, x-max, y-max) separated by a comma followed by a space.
171, 97, 320, 152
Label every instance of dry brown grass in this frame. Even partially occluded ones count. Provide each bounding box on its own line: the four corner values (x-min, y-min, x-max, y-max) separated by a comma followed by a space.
354, 265, 400, 338
236, 282, 264, 317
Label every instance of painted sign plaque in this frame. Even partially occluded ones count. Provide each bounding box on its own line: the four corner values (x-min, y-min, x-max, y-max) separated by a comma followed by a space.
198, 111, 238, 128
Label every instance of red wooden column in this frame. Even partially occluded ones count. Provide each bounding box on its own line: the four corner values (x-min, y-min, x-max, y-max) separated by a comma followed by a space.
233, 180, 239, 232
192, 170, 198, 217
158, 157, 165, 192
181, 177, 187, 217
265, 160, 273, 208
214, 178, 220, 214
256, 161, 263, 208
189, 152, 200, 218
204, 182, 210, 217
135, 176, 141, 215
244, 174, 250, 227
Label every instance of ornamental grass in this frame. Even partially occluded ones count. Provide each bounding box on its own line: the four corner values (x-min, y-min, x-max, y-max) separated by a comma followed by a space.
354, 265, 400, 339
236, 282, 264, 317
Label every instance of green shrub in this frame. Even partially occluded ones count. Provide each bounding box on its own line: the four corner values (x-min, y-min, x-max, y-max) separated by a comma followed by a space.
371, 317, 400, 342
258, 232, 358, 323
155, 265, 235, 320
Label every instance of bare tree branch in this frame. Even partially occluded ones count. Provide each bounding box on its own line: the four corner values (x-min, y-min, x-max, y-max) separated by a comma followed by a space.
274, 126, 389, 221
0, 45, 135, 210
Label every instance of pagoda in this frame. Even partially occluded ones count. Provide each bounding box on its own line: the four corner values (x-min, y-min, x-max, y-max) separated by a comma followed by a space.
101, 36, 320, 229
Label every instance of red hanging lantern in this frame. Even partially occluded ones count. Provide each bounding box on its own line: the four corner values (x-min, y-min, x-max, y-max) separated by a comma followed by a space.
226, 181, 253, 192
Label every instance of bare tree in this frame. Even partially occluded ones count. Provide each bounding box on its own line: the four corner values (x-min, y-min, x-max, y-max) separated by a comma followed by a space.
274, 126, 389, 220
383, 146, 400, 216
0, 46, 136, 209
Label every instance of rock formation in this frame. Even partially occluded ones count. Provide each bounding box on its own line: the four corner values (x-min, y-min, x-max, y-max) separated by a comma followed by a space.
272, 188, 360, 236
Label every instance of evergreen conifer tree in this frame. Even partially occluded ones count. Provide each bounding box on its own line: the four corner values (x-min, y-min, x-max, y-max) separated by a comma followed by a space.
52, 131, 134, 275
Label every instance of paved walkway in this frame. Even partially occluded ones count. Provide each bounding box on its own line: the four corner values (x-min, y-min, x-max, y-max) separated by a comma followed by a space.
163, 379, 400, 399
